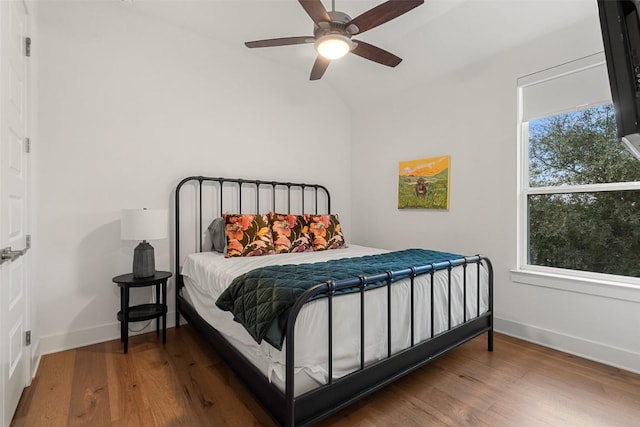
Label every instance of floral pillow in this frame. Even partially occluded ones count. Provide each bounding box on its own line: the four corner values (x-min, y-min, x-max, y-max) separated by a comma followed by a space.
223, 214, 275, 258
269, 213, 311, 253
306, 214, 346, 251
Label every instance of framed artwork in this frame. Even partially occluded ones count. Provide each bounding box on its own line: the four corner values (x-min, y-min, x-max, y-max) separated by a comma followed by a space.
398, 155, 450, 209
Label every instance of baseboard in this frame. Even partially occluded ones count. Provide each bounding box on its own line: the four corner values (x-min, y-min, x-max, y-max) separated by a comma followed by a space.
494, 317, 640, 374
39, 310, 180, 356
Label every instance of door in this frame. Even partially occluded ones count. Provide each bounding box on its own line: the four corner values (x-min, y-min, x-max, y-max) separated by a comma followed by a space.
0, 1, 30, 425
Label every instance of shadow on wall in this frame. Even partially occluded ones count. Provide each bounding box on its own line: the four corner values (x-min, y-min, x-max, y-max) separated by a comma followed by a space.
67, 218, 157, 341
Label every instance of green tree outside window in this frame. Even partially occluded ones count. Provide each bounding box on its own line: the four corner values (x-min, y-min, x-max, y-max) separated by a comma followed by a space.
527, 104, 640, 277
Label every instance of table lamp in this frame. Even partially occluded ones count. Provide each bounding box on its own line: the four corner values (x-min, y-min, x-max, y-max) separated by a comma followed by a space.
121, 208, 168, 278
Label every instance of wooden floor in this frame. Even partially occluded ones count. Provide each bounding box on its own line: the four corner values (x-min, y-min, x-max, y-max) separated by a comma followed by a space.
11, 327, 640, 426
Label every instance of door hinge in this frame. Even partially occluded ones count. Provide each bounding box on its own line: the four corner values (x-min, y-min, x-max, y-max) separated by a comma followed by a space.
26, 235, 31, 248
25, 138, 30, 153
25, 37, 31, 57
25, 330, 31, 346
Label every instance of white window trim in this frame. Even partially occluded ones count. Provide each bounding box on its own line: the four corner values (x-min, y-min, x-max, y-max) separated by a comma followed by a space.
515, 52, 640, 301
529, 181, 640, 194
511, 268, 640, 302
517, 52, 606, 88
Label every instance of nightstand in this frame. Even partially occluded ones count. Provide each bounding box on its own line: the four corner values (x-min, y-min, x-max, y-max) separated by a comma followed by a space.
112, 271, 171, 353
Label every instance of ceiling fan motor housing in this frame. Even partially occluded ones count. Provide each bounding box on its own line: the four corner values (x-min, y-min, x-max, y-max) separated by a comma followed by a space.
328, 10, 351, 25
313, 10, 359, 38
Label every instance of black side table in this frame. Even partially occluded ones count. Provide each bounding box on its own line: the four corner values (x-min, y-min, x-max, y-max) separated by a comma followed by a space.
112, 271, 171, 353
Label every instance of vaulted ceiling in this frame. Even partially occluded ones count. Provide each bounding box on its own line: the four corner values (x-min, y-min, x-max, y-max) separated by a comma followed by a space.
124, 0, 599, 107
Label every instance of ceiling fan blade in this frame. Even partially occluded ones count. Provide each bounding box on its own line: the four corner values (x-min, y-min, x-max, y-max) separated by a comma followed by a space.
351, 40, 402, 67
310, 56, 330, 80
298, 0, 331, 24
348, 0, 425, 35
245, 36, 315, 48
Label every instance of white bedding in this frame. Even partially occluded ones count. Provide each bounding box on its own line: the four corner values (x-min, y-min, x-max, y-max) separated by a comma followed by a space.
181, 245, 489, 396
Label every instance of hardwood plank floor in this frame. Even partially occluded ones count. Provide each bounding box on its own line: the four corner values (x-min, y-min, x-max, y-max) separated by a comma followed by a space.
11, 327, 640, 426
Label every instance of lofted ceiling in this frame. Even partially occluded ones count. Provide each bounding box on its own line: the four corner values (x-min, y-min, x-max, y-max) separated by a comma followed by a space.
123, 0, 599, 107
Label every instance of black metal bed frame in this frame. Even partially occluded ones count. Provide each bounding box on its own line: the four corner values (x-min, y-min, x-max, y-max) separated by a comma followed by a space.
174, 176, 494, 426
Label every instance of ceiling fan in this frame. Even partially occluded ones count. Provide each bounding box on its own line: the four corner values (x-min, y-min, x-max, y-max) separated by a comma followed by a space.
244, 0, 425, 80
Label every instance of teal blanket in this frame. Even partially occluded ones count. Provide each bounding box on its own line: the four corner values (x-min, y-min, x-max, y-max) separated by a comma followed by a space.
215, 248, 461, 350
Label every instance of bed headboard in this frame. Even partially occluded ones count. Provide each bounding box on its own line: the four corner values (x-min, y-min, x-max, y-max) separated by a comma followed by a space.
174, 176, 331, 269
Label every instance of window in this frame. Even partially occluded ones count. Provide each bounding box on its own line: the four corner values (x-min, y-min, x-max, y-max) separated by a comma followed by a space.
518, 54, 640, 279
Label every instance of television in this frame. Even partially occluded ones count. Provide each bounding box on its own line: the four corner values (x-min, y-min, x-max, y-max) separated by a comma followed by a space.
598, 0, 640, 158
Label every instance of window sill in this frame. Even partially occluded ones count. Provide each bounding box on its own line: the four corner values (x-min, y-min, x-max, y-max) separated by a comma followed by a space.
510, 268, 640, 303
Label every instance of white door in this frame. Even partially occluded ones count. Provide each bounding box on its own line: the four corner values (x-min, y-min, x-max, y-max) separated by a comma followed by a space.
0, 1, 30, 425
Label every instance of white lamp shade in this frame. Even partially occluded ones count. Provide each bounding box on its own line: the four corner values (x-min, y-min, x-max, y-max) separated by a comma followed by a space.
121, 209, 168, 241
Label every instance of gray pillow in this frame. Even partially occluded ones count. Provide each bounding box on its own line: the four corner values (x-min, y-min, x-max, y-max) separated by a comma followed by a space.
208, 217, 226, 253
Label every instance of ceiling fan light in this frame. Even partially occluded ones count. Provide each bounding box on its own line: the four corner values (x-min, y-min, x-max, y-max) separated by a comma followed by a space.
315, 34, 353, 60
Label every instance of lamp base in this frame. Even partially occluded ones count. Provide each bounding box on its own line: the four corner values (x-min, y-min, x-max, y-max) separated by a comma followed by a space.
133, 241, 155, 278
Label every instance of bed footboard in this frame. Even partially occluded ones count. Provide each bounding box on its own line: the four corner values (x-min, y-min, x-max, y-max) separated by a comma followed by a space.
284, 256, 493, 426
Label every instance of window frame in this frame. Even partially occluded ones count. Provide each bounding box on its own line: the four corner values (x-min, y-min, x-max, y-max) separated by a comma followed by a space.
514, 53, 640, 297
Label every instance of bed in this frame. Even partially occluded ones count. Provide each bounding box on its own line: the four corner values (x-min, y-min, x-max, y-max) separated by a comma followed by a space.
174, 176, 494, 426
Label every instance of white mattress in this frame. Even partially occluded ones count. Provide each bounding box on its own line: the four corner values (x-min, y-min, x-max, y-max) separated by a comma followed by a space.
181, 245, 489, 396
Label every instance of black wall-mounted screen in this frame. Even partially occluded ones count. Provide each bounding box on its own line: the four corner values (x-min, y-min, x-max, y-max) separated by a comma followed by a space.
598, 0, 640, 157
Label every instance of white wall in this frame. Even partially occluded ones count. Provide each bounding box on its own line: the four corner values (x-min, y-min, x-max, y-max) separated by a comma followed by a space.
350, 15, 640, 373
34, 1, 352, 354
33, 0, 640, 374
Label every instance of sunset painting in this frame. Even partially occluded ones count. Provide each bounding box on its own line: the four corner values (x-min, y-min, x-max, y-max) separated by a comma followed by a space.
398, 155, 450, 209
